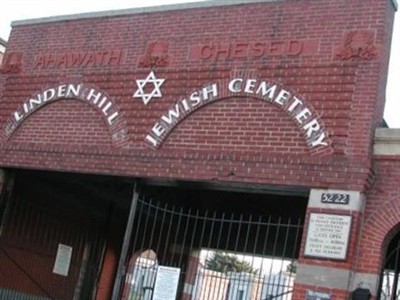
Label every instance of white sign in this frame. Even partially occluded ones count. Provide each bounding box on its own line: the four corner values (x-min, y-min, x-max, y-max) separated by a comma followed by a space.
53, 244, 73, 276
307, 290, 331, 300
152, 266, 181, 300
304, 213, 352, 260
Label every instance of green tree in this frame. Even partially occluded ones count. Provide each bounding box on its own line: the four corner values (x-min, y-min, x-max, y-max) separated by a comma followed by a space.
205, 251, 258, 274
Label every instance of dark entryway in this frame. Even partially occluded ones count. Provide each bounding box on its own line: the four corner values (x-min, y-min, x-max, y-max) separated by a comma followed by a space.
0, 169, 308, 300
120, 182, 308, 300
0, 169, 132, 300
379, 230, 400, 299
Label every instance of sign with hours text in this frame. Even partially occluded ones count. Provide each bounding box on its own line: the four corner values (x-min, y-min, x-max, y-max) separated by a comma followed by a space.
152, 266, 181, 300
304, 213, 352, 260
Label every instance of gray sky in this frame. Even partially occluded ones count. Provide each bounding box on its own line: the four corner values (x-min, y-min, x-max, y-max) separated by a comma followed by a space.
0, 0, 398, 128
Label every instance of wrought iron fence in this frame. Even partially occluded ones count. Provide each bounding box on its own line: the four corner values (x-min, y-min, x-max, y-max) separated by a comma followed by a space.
122, 197, 303, 300
0, 178, 106, 300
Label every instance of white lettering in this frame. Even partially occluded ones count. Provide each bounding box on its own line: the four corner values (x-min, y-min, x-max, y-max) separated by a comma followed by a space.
295, 108, 311, 124
5, 123, 15, 137
98, 97, 108, 108
7, 83, 120, 137
57, 85, 67, 98
228, 78, 243, 93
107, 111, 119, 125
311, 132, 328, 147
244, 79, 257, 94
28, 95, 42, 110
202, 84, 218, 100
274, 89, 291, 106
14, 111, 23, 122
143, 78, 329, 149
255, 81, 271, 96
102, 102, 112, 115
66, 84, 81, 97
152, 123, 165, 137
181, 99, 190, 111
263, 85, 277, 101
145, 134, 159, 147
190, 91, 201, 107
303, 119, 321, 137
161, 104, 181, 125
287, 96, 303, 112
86, 89, 102, 104
43, 88, 56, 102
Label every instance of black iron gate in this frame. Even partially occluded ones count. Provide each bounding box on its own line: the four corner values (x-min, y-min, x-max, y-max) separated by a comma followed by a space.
120, 189, 304, 300
0, 172, 107, 300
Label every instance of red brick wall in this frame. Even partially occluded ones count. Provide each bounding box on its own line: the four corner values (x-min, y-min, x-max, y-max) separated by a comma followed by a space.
11, 100, 112, 146
292, 285, 349, 300
289, 156, 400, 299
356, 156, 400, 275
0, 2, 396, 299
0, 0, 395, 190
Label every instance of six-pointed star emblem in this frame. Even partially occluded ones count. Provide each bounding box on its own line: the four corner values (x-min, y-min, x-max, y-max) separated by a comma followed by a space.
133, 71, 165, 105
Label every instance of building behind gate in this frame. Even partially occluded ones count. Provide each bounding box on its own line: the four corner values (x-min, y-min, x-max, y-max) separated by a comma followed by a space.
0, 0, 399, 299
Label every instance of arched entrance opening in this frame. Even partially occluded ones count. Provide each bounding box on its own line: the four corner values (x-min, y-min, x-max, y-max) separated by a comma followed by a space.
121, 182, 307, 300
379, 230, 400, 299
124, 249, 158, 300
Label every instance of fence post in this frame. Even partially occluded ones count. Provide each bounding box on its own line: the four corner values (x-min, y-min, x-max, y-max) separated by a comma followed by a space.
111, 183, 139, 300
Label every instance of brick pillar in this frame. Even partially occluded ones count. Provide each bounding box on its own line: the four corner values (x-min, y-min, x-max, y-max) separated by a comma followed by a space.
96, 246, 119, 300
292, 189, 371, 299
95, 211, 126, 300
181, 249, 201, 300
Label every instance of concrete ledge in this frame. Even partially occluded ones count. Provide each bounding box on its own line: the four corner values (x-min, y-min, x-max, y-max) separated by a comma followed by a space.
297, 264, 379, 296
12, 0, 280, 27
374, 128, 400, 155
296, 264, 351, 290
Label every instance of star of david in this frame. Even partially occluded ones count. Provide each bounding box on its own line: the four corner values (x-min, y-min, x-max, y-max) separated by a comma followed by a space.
133, 71, 165, 105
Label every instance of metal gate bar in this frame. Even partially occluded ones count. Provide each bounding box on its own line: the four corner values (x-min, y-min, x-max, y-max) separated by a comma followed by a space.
379, 232, 400, 299
0, 177, 107, 300
122, 196, 303, 300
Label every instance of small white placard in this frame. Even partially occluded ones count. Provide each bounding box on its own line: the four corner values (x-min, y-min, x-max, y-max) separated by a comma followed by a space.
53, 244, 73, 276
307, 290, 331, 300
304, 213, 352, 260
152, 266, 181, 300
